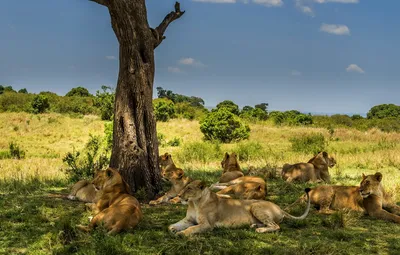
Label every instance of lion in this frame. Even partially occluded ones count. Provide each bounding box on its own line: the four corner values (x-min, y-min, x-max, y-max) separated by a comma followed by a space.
149, 168, 193, 205
210, 176, 267, 200
67, 179, 98, 203
168, 180, 311, 236
285, 185, 364, 214
281, 151, 336, 183
77, 167, 143, 234
219, 152, 244, 183
360, 172, 400, 223
159, 152, 179, 176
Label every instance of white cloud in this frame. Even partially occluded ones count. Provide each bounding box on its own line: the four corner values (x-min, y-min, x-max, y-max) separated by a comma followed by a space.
314, 0, 358, 3
192, 0, 236, 3
105, 56, 116, 60
295, 0, 314, 16
291, 70, 302, 76
168, 67, 182, 73
179, 57, 205, 67
320, 23, 350, 35
252, 0, 283, 7
346, 64, 365, 74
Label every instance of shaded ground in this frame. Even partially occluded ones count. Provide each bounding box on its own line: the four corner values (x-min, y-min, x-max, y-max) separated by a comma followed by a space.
1, 172, 400, 255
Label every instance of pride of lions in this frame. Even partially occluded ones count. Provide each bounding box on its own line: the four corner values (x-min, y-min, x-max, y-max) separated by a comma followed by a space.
68, 151, 400, 236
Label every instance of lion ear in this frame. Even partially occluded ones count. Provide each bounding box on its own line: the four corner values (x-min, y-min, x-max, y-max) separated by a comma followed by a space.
198, 181, 206, 190
176, 169, 184, 179
362, 173, 366, 180
106, 168, 113, 177
322, 152, 328, 157
375, 172, 383, 182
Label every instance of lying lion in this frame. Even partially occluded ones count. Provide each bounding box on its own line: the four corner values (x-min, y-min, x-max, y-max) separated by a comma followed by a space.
67, 179, 98, 203
211, 176, 267, 200
77, 167, 143, 234
219, 152, 244, 183
360, 172, 400, 223
168, 180, 311, 236
281, 151, 336, 183
285, 185, 364, 214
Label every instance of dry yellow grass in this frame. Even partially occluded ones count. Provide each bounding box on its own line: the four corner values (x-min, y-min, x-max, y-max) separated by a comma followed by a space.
1, 113, 399, 200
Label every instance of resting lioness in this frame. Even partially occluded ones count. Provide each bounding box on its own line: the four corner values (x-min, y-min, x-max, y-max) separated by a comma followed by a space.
67, 179, 98, 203
281, 151, 336, 183
219, 152, 244, 183
149, 168, 193, 205
285, 185, 364, 214
77, 167, 143, 234
168, 180, 311, 236
211, 176, 267, 200
360, 172, 400, 223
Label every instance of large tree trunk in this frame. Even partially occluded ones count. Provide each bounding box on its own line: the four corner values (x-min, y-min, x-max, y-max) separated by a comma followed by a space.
89, 0, 184, 200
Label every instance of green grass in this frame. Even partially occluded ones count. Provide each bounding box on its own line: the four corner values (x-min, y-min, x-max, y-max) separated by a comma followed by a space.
1, 172, 400, 255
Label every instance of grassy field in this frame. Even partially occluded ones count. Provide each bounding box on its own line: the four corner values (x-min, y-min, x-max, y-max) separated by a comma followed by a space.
1, 112, 400, 254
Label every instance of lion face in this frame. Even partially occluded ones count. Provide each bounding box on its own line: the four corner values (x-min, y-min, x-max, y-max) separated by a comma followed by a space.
162, 168, 184, 182
221, 152, 240, 173
92, 167, 123, 191
359, 172, 383, 198
328, 156, 336, 168
178, 180, 206, 203
159, 153, 174, 176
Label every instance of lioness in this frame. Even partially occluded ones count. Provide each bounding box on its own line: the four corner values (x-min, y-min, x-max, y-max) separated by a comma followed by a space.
168, 180, 311, 236
149, 168, 193, 205
285, 185, 364, 214
211, 176, 267, 200
67, 179, 98, 203
159, 152, 179, 176
77, 167, 143, 234
360, 172, 400, 223
219, 152, 244, 183
281, 151, 336, 183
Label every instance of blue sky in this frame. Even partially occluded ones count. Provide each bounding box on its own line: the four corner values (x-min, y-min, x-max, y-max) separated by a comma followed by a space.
1, 0, 399, 115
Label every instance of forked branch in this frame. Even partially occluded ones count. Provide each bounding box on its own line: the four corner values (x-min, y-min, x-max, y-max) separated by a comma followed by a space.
89, 0, 109, 7
153, 1, 185, 48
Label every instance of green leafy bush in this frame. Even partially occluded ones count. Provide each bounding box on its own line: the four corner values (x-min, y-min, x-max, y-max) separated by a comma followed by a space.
290, 133, 326, 154
234, 141, 264, 161
215, 100, 240, 115
66, 86, 92, 97
153, 98, 175, 122
367, 104, 400, 119
200, 108, 250, 143
31, 95, 50, 114
167, 137, 181, 147
94, 86, 115, 121
9, 142, 26, 159
0, 92, 33, 112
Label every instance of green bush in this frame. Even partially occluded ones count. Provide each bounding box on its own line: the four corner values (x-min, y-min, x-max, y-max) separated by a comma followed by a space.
290, 133, 326, 154
94, 86, 115, 121
0, 92, 33, 112
153, 98, 175, 122
157, 132, 166, 147
176, 141, 222, 163
63, 134, 110, 182
104, 122, 113, 150
200, 108, 250, 143
367, 104, 400, 119
18, 88, 28, 94
9, 142, 26, 159
215, 100, 240, 115
66, 86, 92, 97
31, 95, 50, 114
167, 137, 181, 147
234, 141, 264, 161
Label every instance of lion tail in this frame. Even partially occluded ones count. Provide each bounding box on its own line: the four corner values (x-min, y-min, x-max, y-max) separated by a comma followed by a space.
283, 193, 306, 211
282, 188, 311, 220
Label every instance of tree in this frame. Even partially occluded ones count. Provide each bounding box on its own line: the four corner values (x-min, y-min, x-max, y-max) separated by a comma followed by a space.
66, 86, 92, 97
31, 95, 50, 114
18, 88, 28, 94
153, 98, 175, 122
367, 104, 400, 119
255, 103, 268, 113
89, 0, 185, 199
215, 100, 240, 115
0, 85, 3, 95
94, 85, 115, 121
1, 85, 16, 93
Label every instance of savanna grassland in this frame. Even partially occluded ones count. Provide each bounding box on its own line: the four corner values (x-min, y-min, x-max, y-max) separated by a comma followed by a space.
1, 112, 400, 255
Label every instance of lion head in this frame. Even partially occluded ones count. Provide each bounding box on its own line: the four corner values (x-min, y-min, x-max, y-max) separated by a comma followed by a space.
162, 168, 184, 182
177, 180, 206, 203
359, 172, 383, 198
221, 152, 241, 173
92, 167, 131, 194
328, 156, 336, 168
309, 151, 335, 168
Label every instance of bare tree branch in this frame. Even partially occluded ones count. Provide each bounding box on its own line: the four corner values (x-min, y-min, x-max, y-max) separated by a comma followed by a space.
89, 0, 109, 7
152, 1, 185, 48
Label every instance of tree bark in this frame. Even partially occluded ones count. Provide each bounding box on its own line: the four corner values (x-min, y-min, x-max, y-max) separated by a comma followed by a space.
89, 0, 184, 200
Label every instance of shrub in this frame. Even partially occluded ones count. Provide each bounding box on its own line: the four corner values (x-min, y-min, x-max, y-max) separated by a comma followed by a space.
200, 108, 250, 143
104, 122, 113, 150
351, 114, 363, 120
153, 98, 175, 122
367, 104, 400, 119
9, 142, 26, 159
157, 132, 166, 147
234, 141, 264, 161
66, 86, 92, 97
18, 88, 28, 94
292, 114, 313, 125
63, 134, 110, 182
215, 100, 240, 115
167, 137, 181, 147
290, 133, 326, 154
269, 111, 285, 126
0, 92, 33, 112
176, 141, 222, 163
31, 95, 50, 114
94, 86, 115, 121
241, 108, 268, 122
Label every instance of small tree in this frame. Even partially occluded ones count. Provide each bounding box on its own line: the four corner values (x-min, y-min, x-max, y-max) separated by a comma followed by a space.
200, 108, 250, 143
18, 88, 28, 94
367, 104, 400, 119
31, 95, 50, 114
153, 98, 175, 122
215, 100, 240, 115
94, 86, 115, 121
66, 86, 92, 97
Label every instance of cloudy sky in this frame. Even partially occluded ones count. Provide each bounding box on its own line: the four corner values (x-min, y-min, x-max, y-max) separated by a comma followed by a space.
1, 0, 399, 115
